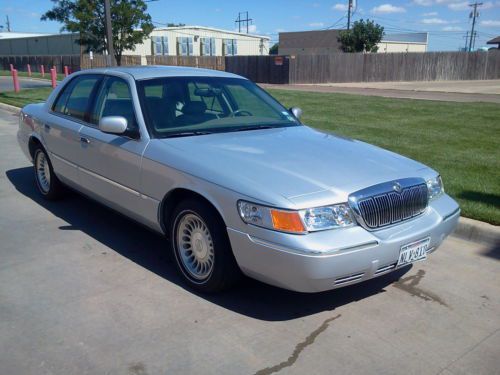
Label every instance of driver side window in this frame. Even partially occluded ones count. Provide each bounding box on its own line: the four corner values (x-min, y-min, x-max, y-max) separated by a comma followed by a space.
91, 76, 138, 131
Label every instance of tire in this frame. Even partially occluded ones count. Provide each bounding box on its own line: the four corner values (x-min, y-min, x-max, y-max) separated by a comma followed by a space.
33, 145, 64, 200
170, 199, 241, 292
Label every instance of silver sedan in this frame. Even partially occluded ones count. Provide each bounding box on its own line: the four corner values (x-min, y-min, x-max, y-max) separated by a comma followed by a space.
17, 66, 460, 293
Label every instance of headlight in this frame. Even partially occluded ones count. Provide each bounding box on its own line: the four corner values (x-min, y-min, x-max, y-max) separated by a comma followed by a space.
427, 175, 444, 200
237, 200, 354, 234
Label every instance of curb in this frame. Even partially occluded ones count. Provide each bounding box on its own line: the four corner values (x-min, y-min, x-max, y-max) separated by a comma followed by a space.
0, 102, 20, 114
452, 217, 500, 246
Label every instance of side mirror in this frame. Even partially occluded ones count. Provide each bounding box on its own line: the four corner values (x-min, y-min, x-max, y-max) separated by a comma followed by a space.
99, 116, 128, 135
290, 107, 303, 120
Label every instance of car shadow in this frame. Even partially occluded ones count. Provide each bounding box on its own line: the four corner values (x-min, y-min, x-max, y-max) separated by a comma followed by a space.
6, 166, 412, 322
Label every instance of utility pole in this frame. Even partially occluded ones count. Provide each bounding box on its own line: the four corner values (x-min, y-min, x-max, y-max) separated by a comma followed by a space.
235, 11, 253, 34
468, 2, 482, 52
463, 31, 469, 51
347, 0, 353, 30
104, 0, 115, 66
6, 15, 11, 32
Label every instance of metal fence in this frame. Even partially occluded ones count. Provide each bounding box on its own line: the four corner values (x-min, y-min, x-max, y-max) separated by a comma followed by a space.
288, 51, 500, 84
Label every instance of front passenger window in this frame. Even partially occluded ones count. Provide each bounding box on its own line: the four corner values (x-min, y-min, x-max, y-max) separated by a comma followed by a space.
92, 77, 138, 131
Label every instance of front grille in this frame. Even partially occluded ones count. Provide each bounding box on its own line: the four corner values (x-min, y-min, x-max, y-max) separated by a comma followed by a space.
351, 180, 428, 230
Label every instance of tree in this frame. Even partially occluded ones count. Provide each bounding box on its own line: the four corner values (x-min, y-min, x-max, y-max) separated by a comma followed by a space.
269, 43, 279, 55
338, 19, 384, 53
42, 0, 154, 65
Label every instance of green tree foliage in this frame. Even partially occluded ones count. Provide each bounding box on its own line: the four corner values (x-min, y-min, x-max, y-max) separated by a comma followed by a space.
338, 19, 384, 53
42, 0, 154, 65
269, 43, 279, 55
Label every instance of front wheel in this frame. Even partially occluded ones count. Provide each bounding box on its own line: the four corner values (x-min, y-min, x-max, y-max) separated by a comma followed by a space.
170, 199, 241, 292
33, 146, 64, 200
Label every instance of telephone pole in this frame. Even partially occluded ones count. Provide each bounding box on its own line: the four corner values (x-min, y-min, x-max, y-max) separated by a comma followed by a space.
347, 0, 353, 30
235, 11, 253, 33
468, 2, 482, 52
103, 0, 115, 66
6, 15, 11, 32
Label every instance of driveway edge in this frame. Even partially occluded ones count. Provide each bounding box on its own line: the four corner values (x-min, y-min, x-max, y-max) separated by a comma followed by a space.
452, 217, 500, 246
0, 102, 20, 114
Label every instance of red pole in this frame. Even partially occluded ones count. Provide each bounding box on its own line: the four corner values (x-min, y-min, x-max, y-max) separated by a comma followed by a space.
50, 68, 57, 89
27, 64, 32, 77
64, 65, 69, 77
53, 65, 57, 74
9, 63, 14, 72
12, 69, 20, 93
41, 65, 45, 77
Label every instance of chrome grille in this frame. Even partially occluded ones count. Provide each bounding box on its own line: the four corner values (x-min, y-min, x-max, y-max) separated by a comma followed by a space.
349, 179, 429, 230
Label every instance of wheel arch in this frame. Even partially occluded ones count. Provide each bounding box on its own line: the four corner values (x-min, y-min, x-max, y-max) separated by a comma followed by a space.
28, 135, 46, 160
159, 187, 227, 237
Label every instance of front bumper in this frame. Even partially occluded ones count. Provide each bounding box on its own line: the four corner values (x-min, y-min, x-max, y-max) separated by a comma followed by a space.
227, 194, 460, 293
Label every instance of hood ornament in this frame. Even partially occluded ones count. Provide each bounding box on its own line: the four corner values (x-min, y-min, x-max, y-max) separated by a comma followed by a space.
393, 182, 402, 193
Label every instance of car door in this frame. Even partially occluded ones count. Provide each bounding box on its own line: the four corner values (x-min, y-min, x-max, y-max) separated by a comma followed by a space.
77, 75, 151, 222
43, 74, 102, 184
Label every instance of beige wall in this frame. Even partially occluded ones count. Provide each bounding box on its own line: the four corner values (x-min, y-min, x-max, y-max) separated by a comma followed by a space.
126, 27, 270, 64
377, 42, 427, 53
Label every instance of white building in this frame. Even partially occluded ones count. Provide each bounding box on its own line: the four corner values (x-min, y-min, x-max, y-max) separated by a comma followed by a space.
127, 26, 270, 64
377, 33, 428, 53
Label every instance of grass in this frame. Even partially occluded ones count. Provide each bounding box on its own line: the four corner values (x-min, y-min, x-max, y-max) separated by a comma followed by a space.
0, 86, 498, 224
0, 70, 65, 81
268, 89, 500, 225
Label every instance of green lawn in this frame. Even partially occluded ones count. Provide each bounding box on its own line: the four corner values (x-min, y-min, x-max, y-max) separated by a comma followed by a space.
0, 70, 65, 81
268, 89, 500, 225
1, 86, 498, 224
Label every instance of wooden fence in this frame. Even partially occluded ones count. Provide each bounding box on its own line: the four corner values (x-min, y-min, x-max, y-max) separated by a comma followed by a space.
0, 55, 81, 74
224, 56, 290, 84
289, 51, 500, 83
80, 54, 141, 69
146, 55, 225, 71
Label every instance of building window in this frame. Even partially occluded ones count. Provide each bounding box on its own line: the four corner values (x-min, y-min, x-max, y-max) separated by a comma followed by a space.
152, 36, 168, 55
200, 37, 216, 56
223, 39, 238, 56
177, 37, 193, 56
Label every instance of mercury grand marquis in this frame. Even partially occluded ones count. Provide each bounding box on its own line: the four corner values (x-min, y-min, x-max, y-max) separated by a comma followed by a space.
17, 66, 460, 293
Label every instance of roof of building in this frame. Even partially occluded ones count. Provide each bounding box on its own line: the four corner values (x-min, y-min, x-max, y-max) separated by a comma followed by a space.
0, 32, 51, 40
152, 26, 270, 40
77, 65, 244, 80
486, 36, 500, 44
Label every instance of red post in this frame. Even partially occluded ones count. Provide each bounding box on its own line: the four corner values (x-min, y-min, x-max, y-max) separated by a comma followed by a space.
27, 64, 32, 77
9, 63, 14, 72
64, 65, 69, 77
52, 65, 57, 74
12, 69, 20, 93
50, 68, 57, 89
40, 65, 45, 77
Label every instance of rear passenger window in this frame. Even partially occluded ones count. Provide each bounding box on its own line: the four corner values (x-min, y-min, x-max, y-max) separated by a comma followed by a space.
52, 75, 101, 121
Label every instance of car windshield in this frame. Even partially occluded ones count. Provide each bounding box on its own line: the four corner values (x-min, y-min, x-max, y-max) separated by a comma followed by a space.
136, 76, 301, 138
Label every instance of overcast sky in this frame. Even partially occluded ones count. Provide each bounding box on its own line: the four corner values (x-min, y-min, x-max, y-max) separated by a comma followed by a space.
1, 0, 499, 51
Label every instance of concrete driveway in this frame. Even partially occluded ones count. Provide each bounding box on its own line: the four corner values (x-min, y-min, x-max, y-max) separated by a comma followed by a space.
0, 76, 51, 92
0, 109, 499, 375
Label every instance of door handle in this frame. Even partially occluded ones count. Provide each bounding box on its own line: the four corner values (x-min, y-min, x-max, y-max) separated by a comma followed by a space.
80, 137, 90, 144
44, 124, 50, 131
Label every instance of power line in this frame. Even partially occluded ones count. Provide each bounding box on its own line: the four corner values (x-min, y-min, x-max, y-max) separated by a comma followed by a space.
235, 11, 253, 34
468, 2, 482, 52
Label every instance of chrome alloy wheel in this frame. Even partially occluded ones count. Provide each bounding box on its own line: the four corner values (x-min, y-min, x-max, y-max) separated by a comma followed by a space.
35, 151, 51, 193
176, 213, 215, 280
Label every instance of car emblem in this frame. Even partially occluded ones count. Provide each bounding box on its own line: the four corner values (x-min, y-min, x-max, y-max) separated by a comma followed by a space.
393, 182, 402, 193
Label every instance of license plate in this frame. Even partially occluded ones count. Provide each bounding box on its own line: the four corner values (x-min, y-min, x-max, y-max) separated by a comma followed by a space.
397, 237, 430, 267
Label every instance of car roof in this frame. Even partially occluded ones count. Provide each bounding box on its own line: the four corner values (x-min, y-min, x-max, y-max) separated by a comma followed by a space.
82, 65, 246, 80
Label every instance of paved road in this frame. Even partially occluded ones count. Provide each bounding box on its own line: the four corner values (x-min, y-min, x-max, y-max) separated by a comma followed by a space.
262, 81, 500, 103
0, 76, 51, 92
0, 109, 499, 375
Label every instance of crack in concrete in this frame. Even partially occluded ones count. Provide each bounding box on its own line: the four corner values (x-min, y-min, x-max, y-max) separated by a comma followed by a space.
393, 269, 449, 307
254, 314, 341, 375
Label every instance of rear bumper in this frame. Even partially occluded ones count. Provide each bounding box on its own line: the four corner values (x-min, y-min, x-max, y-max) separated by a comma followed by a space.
228, 194, 460, 293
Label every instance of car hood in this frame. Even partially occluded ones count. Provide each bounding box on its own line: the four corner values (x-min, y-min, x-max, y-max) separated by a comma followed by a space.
155, 126, 431, 207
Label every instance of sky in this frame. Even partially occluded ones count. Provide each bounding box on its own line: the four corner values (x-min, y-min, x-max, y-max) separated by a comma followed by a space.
1, 0, 499, 51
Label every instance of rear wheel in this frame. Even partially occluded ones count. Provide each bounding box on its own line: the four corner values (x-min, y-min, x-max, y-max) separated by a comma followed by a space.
170, 199, 241, 292
33, 146, 64, 200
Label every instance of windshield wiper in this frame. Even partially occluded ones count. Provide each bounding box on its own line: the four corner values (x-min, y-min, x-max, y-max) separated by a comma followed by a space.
164, 131, 213, 138
233, 125, 278, 132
